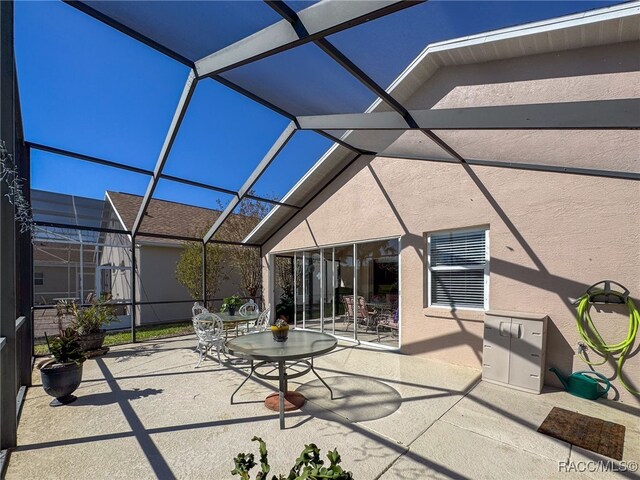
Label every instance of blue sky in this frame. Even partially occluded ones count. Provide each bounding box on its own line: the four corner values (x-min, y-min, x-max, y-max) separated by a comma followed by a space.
16, 0, 625, 213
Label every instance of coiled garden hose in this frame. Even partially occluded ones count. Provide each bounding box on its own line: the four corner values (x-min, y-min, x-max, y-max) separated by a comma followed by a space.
576, 290, 639, 395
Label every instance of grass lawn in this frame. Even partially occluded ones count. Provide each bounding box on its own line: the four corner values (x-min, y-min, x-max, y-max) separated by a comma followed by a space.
34, 321, 193, 356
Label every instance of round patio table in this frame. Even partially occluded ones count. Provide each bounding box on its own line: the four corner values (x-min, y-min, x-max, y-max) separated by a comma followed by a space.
226, 330, 337, 429
217, 312, 259, 337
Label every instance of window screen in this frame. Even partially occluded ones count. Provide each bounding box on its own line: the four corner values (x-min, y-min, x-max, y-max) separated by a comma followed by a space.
428, 229, 488, 309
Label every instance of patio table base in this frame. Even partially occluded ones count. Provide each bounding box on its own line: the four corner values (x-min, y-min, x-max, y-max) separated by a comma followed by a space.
227, 331, 337, 429
265, 391, 305, 411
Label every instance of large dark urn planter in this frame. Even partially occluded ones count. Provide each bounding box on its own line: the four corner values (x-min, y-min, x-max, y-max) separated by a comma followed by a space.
38, 359, 84, 407
77, 331, 107, 352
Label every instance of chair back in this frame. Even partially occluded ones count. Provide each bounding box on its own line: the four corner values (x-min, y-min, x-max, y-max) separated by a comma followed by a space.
342, 296, 355, 319
239, 299, 259, 317
253, 305, 271, 332
356, 296, 370, 319
192, 302, 208, 318
192, 312, 224, 341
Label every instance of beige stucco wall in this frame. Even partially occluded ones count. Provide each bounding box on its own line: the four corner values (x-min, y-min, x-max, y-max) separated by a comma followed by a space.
138, 245, 196, 324
34, 265, 94, 303
137, 244, 245, 325
261, 42, 640, 405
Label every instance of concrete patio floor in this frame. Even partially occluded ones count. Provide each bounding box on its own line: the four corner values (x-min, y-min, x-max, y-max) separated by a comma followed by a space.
7, 335, 640, 480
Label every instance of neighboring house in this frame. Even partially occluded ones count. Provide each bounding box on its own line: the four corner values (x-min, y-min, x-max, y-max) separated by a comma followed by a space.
32, 189, 249, 326
249, 6, 640, 402
32, 189, 103, 305
103, 191, 245, 325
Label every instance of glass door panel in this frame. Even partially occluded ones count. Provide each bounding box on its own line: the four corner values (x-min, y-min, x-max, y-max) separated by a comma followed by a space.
274, 254, 295, 324
294, 253, 303, 328
334, 245, 355, 340
356, 239, 400, 347
303, 250, 322, 331
323, 249, 336, 335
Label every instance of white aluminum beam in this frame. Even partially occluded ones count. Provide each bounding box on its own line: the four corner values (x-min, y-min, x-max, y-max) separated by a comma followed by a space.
195, 1, 419, 77
203, 122, 296, 243
296, 99, 640, 130
131, 70, 197, 237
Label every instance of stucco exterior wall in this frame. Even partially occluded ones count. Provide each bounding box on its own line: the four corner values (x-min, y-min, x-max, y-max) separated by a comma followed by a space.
261, 43, 640, 405
33, 265, 93, 303
137, 244, 245, 325
138, 245, 195, 324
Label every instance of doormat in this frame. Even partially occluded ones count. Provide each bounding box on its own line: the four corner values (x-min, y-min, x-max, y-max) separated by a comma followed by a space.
538, 407, 625, 460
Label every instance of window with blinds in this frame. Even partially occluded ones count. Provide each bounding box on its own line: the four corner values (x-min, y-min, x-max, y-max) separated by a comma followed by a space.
427, 229, 489, 309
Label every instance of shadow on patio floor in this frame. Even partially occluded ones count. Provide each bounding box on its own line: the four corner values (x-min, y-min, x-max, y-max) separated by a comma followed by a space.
69, 388, 164, 407
297, 376, 402, 422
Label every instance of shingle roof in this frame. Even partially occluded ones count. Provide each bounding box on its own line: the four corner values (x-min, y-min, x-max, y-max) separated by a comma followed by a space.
106, 191, 222, 242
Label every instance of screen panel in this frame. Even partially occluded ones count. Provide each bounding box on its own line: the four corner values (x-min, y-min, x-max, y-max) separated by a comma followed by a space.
140, 178, 236, 239
251, 131, 333, 203
81, 0, 282, 61
16, 0, 189, 171
161, 79, 291, 192
220, 43, 377, 116
30, 150, 149, 230
326, 0, 625, 93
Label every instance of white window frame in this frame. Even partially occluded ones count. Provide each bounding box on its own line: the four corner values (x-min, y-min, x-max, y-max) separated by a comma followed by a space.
427, 227, 489, 311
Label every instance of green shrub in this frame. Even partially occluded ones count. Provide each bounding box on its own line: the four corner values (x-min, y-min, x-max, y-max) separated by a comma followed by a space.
232, 437, 353, 480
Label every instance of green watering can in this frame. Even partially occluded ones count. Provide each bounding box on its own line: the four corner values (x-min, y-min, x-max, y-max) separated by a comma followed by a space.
550, 367, 611, 400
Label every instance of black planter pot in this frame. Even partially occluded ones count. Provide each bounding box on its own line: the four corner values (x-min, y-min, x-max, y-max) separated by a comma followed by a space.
77, 331, 107, 352
38, 359, 84, 407
228, 307, 236, 316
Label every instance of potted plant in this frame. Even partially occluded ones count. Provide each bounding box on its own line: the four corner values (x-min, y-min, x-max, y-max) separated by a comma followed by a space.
221, 295, 243, 316
37, 327, 86, 406
271, 318, 289, 342
69, 295, 116, 352
275, 292, 294, 323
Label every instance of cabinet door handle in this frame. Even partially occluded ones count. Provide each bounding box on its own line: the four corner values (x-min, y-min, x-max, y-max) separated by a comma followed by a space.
499, 322, 510, 337
510, 323, 522, 339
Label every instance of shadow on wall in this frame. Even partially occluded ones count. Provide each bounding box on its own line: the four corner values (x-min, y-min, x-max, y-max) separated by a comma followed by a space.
267, 114, 636, 394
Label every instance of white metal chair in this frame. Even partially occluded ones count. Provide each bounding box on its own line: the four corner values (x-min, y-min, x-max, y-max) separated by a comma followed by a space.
192, 302, 208, 317
191, 302, 209, 351
192, 312, 225, 368
239, 299, 259, 317
246, 305, 271, 334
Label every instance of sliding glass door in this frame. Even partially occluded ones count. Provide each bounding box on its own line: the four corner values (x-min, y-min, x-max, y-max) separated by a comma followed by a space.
356, 239, 399, 347
274, 237, 399, 348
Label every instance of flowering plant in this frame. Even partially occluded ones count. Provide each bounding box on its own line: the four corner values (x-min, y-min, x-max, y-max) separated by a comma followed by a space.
271, 318, 289, 330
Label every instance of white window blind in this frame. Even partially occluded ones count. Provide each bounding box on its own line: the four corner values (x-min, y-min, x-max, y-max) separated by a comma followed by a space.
428, 229, 488, 309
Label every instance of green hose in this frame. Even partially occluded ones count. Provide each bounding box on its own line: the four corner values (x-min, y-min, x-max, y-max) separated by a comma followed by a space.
576, 290, 639, 395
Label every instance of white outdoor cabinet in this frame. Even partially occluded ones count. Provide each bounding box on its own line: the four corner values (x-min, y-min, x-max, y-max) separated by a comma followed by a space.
482, 310, 548, 394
